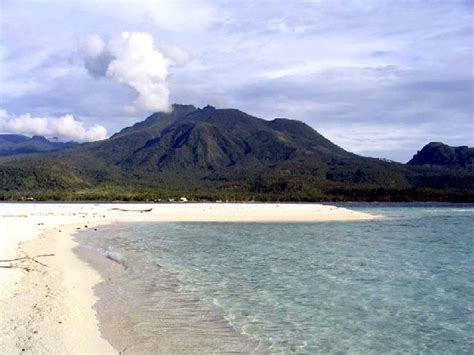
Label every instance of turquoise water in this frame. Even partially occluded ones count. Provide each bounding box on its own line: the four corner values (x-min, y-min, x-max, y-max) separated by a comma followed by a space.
78, 206, 474, 353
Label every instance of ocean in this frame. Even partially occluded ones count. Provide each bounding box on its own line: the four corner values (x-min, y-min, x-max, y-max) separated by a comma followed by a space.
76, 205, 473, 353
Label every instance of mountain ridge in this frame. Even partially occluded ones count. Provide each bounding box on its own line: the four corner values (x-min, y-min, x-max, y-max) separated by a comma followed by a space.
0, 105, 472, 201
408, 142, 474, 169
0, 134, 78, 156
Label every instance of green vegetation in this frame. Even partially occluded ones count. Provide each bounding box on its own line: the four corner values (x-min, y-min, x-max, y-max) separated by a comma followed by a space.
1, 105, 473, 202
408, 142, 474, 169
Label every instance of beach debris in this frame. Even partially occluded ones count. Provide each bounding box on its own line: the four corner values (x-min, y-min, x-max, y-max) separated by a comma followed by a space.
109, 207, 153, 213
0, 253, 55, 271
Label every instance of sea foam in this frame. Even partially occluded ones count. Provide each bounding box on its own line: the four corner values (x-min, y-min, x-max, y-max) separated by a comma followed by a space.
101, 249, 127, 269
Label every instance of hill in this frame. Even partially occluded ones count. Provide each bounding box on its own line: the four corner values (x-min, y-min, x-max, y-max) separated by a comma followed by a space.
0, 134, 78, 156
408, 142, 474, 169
0, 105, 473, 202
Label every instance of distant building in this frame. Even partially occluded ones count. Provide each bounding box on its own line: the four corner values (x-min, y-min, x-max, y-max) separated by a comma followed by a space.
180, 197, 188, 202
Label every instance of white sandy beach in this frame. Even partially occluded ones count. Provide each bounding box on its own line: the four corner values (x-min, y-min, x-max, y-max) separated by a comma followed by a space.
0, 203, 375, 353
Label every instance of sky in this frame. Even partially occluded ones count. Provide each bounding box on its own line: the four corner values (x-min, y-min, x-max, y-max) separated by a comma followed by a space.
0, 0, 472, 162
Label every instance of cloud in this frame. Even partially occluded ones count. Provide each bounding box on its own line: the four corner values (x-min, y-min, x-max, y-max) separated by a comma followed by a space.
79, 33, 104, 58
80, 32, 190, 114
0, 109, 107, 142
319, 121, 474, 162
1, 1, 472, 161
160, 44, 191, 66
79, 34, 112, 78
321, 123, 428, 155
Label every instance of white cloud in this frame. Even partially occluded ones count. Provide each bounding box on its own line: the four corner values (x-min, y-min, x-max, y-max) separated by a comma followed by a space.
319, 122, 472, 162
79, 32, 190, 114
321, 124, 426, 153
160, 44, 191, 66
1, 1, 472, 161
0, 110, 107, 142
145, 1, 218, 32
106, 32, 171, 112
79, 33, 104, 58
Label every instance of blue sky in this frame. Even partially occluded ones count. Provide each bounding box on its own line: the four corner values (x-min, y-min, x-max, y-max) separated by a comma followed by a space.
0, 0, 472, 161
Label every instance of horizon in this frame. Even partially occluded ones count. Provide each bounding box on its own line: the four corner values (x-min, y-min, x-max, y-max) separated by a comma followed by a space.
1, 0, 473, 162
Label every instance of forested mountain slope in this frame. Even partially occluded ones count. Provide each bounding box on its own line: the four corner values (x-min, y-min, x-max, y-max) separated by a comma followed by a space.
1, 105, 472, 201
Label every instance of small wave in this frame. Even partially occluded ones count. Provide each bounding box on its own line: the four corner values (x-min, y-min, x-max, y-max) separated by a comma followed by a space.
101, 249, 128, 269
444, 209, 474, 213
413, 209, 474, 216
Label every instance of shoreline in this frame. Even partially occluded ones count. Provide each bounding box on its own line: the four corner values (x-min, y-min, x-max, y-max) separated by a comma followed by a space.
0, 203, 375, 353
74, 224, 258, 353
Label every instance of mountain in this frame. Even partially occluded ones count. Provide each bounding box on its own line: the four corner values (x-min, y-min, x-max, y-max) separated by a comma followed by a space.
0, 134, 78, 156
0, 104, 473, 202
408, 142, 474, 169
94, 104, 352, 172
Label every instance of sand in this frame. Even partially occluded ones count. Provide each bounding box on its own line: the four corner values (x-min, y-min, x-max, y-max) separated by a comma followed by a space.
0, 202, 375, 353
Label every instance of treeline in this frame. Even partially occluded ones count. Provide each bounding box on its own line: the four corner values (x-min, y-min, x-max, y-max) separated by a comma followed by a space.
1, 185, 473, 202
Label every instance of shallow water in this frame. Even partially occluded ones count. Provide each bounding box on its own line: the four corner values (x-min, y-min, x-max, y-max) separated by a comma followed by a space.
77, 205, 474, 353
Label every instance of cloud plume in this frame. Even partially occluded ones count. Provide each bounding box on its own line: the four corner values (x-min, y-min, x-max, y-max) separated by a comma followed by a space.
0, 109, 107, 142
80, 32, 189, 114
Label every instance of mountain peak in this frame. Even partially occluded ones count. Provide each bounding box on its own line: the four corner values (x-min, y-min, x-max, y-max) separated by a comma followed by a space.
1, 106, 473, 202
111, 104, 198, 139
201, 104, 216, 110
171, 103, 197, 112
408, 142, 473, 168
